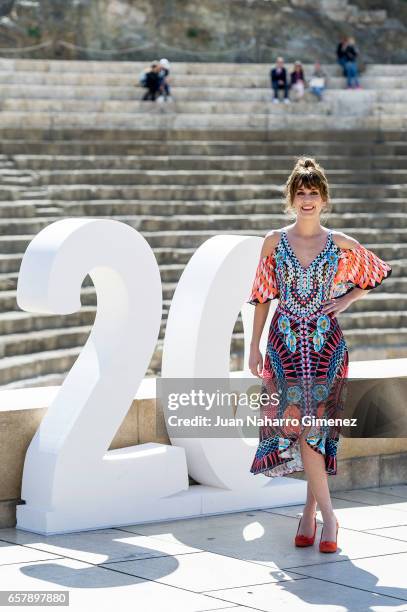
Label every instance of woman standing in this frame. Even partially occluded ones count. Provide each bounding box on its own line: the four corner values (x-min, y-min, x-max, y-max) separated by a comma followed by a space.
247, 157, 392, 552
343, 37, 361, 89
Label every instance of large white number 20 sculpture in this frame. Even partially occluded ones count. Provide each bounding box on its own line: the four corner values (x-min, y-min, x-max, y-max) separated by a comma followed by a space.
16, 219, 305, 535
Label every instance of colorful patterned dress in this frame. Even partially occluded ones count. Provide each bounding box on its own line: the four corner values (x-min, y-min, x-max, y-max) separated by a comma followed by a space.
247, 229, 392, 478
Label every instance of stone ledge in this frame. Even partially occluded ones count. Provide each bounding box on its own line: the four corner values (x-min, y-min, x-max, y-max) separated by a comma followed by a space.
2, 451, 406, 528
288, 451, 407, 492
0, 359, 406, 527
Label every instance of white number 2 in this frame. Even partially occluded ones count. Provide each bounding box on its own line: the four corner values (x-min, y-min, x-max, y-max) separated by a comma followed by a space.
16, 219, 306, 535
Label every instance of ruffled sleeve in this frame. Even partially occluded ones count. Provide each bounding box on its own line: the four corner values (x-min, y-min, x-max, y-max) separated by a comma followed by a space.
332, 244, 392, 299
247, 251, 279, 305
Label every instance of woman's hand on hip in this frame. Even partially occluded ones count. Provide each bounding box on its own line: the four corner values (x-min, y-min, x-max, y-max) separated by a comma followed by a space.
321, 295, 353, 316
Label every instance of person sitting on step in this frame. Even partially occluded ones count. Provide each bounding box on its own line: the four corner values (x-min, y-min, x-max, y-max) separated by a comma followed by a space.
156, 58, 172, 102
309, 60, 328, 102
270, 56, 291, 104
290, 60, 306, 102
141, 61, 162, 101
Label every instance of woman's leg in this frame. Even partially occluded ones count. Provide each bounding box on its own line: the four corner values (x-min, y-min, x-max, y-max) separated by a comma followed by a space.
298, 427, 338, 541
337, 57, 347, 77
346, 62, 357, 87
353, 62, 360, 87
345, 61, 352, 87
310, 86, 322, 101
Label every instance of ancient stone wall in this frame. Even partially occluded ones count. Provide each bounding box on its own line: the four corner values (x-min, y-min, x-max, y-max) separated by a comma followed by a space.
0, 0, 406, 62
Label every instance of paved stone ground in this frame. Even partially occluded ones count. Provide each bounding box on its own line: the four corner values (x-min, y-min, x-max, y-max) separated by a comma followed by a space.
0, 485, 406, 611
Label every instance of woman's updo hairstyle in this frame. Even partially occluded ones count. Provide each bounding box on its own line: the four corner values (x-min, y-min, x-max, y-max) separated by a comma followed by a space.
283, 156, 331, 220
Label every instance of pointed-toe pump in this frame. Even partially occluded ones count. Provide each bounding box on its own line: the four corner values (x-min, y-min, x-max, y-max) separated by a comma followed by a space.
294, 512, 317, 547
319, 518, 339, 553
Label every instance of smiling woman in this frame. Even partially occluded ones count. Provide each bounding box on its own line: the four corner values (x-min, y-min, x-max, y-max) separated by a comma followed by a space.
247, 155, 392, 552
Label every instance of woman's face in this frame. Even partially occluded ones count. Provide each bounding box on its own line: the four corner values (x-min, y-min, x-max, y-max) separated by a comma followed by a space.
292, 184, 326, 217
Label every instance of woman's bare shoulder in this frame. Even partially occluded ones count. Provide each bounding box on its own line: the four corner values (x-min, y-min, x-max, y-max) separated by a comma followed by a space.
331, 230, 360, 250
260, 230, 283, 257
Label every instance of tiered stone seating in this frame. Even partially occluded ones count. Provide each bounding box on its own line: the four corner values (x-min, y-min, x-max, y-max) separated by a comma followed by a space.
0, 59, 405, 387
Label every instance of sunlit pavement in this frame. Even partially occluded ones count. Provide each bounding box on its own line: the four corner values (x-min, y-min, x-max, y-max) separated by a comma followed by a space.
1, 485, 407, 611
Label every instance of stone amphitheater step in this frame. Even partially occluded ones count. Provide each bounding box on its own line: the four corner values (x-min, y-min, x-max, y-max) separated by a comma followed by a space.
0, 128, 405, 150
1, 228, 407, 254
20, 184, 407, 201
29, 199, 407, 216
29, 169, 407, 186
1, 242, 405, 274
0, 326, 92, 358
2, 98, 406, 115
2, 60, 406, 75
3, 141, 407, 156
0, 372, 70, 389
0, 69, 403, 85
0, 347, 83, 387
3, 113, 404, 130
5, 213, 406, 234
1, 218, 407, 241
0, 287, 96, 313
0, 74, 405, 93
1, 127, 406, 141
0, 308, 95, 335
2, 86, 406, 103
0, 114, 384, 131
10, 155, 407, 171
0, 203, 37, 218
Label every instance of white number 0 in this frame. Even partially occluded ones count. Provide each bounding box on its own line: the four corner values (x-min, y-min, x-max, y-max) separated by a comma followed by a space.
16, 219, 306, 535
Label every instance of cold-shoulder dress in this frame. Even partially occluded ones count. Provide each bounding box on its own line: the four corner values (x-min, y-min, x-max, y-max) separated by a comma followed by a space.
247, 229, 392, 478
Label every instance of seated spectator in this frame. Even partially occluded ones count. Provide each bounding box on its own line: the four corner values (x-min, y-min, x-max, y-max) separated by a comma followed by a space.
157, 58, 172, 102
290, 60, 306, 102
141, 61, 162, 101
343, 37, 362, 89
309, 61, 328, 102
336, 36, 348, 77
270, 57, 290, 104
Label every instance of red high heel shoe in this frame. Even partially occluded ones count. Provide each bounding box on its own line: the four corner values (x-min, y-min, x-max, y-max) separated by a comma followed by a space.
294, 511, 317, 547
319, 518, 339, 553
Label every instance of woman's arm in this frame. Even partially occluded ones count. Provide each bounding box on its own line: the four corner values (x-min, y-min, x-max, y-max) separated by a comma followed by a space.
248, 231, 280, 376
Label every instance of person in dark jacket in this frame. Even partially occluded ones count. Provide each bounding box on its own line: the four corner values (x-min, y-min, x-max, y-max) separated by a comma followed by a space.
343, 37, 361, 89
142, 61, 162, 101
270, 57, 290, 104
336, 36, 348, 77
